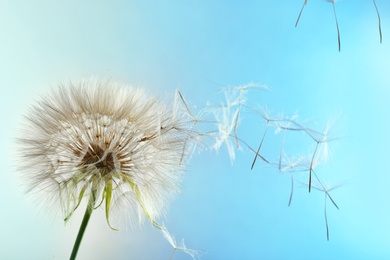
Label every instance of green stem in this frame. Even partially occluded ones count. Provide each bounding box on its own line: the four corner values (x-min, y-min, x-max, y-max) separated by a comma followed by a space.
69, 193, 95, 260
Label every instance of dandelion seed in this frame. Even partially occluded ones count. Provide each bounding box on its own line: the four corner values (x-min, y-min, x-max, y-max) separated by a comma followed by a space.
296, 0, 384, 50
161, 225, 201, 260
213, 106, 238, 163
326, 0, 341, 52
324, 193, 330, 240
295, 0, 341, 51
251, 121, 269, 170
278, 129, 286, 172
372, 0, 382, 43
277, 119, 334, 191
295, 0, 308, 27
212, 96, 241, 163
306, 172, 342, 241
309, 142, 320, 192
18, 80, 196, 259
279, 154, 311, 173
213, 83, 268, 164
306, 122, 334, 192
288, 173, 294, 207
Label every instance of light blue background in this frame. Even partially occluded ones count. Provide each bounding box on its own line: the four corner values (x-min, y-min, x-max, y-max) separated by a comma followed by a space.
1, 1, 390, 259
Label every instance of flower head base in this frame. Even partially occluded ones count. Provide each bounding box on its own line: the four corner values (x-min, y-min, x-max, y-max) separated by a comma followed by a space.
19, 81, 194, 226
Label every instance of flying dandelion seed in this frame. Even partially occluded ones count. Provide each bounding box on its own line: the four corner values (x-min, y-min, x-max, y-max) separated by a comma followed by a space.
302, 172, 342, 241
175, 82, 340, 243
372, 0, 382, 43
295, 0, 308, 28
295, 0, 341, 51
17, 80, 196, 259
325, 0, 341, 52
212, 83, 268, 164
161, 225, 201, 260
295, 0, 383, 50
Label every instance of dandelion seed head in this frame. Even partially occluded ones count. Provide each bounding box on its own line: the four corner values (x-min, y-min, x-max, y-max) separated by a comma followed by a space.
18, 80, 195, 225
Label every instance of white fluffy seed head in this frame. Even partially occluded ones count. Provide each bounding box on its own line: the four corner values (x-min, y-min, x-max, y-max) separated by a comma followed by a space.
18, 80, 195, 225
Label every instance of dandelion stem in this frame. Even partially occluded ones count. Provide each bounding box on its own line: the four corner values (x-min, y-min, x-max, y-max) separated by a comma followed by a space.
70, 192, 96, 260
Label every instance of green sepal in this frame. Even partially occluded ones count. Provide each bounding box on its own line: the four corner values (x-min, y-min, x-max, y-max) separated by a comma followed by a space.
64, 182, 88, 223
93, 187, 106, 210
105, 179, 118, 231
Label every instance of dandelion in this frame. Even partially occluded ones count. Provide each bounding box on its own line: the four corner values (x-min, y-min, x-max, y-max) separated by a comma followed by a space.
17, 80, 196, 259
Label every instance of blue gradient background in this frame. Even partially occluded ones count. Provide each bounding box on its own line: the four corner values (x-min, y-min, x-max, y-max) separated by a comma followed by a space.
1, 1, 390, 259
